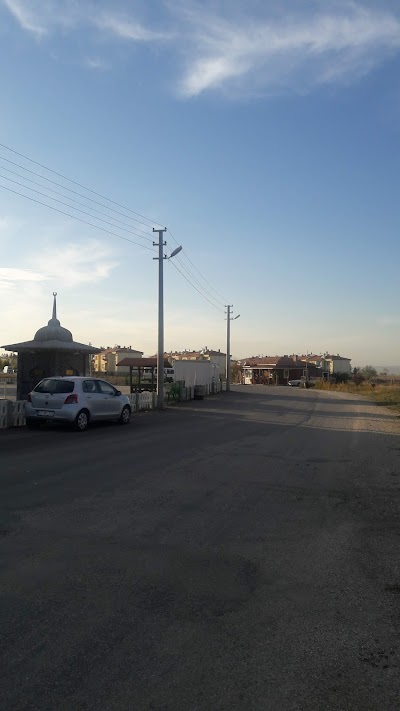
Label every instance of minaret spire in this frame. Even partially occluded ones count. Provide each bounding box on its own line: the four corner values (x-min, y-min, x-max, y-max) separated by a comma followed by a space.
52, 292, 57, 321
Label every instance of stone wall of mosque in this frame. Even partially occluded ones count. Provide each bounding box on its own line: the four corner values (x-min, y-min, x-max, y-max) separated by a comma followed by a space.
17, 351, 90, 400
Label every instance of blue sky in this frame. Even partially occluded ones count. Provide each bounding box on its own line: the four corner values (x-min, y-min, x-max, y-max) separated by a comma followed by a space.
1, 0, 400, 365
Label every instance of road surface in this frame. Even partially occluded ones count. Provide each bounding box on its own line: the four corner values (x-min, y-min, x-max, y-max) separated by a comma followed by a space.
1, 385, 400, 710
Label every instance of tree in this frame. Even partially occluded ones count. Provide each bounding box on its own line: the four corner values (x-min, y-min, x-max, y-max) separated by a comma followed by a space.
361, 365, 377, 380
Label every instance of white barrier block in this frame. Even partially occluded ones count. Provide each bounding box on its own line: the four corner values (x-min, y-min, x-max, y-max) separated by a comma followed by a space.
13, 401, 26, 427
129, 394, 137, 412
138, 391, 153, 410
0, 401, 7, 429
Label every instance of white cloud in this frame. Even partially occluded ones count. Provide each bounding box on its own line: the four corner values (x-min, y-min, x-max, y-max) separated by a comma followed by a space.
2, 0, 47, 36
95, 13, 171, 42
2, 0, 169, 42
30, 239, 118, 287
2, 1, 400, 98
85, 57, 110, 71
0, 267, 49, 288
176, 3, 400, 97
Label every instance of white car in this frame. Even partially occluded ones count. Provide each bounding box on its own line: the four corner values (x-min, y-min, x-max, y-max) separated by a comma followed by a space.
287, 379, 302, 387
25, 377, 131, 431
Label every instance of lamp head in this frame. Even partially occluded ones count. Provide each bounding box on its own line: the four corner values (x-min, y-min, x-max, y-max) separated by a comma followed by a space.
169, 245, 183, 259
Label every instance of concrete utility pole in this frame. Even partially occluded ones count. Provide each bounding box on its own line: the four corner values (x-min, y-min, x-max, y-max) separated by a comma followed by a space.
226, 305, 232, 391
153, 228, 167, 409
226, 306, 240, 391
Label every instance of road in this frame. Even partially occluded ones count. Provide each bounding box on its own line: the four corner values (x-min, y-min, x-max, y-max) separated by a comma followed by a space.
1, 385, 400, 710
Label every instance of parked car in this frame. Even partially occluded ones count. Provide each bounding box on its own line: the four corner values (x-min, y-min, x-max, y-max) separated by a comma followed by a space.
25, 377, 131, 431
287, 379, 302, 387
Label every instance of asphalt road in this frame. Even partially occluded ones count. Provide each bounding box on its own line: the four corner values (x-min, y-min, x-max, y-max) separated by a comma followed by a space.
2, 385, 400, 710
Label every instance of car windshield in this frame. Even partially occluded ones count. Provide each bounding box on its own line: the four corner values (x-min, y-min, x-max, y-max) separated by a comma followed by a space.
34, 379, 75, 394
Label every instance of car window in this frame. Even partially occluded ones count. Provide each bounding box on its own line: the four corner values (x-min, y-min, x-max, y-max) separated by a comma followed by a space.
82, 380, 100, 394
97, 380, 117, 396
34, 379, 74, 394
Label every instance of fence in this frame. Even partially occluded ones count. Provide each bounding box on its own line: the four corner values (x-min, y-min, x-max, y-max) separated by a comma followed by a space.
1, 380, 225, 429
129, 391, 157, 412
0, 400, 26, 429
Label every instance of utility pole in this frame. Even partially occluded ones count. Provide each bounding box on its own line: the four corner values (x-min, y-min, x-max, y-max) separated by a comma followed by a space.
226, 307, 240, 391
226, 305, 232, 391
153, 228, 167, 409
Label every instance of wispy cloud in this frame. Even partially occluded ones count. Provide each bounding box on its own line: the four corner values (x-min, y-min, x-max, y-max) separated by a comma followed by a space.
2, 0, 169, 42
3, 1, 400, 99
176, 3, 400, 97
85, 57, 110, 71
95, 12, 171, 42
2, 0, 47, 36
30, 239, 118, 287
0, 267, 49, 289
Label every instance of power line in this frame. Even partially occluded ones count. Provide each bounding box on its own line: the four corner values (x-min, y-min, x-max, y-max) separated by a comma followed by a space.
0, 164, 154, 238
167, 246, 226, 308
168, 228, 228, 303
0, 155, 155, 234
175, 254, 225, 307
0, 183, 157, 253
168, 258, 225, 312
0, 142, 164, 228
0, 142, 232, 305
0, 173, 153, 245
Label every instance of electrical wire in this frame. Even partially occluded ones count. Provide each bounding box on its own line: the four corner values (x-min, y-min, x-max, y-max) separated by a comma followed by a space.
174, 254, 225, 307
168, 228, 229, 303
0, 142, 232, 307
0, 142, 164, 228
0, 164, 154, 238
0, 183, 157, 253
0, 155, 155, 235
0, 173, 153, 246
167, 258, 225, 312
165, 243, 225, 309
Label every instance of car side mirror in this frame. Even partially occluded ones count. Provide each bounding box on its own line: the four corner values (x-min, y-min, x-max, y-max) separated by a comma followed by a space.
115, 390, 121, 396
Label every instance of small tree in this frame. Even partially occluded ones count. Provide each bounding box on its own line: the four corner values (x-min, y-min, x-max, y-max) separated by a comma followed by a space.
334, 372, 351, 383
361, 365, 377, 380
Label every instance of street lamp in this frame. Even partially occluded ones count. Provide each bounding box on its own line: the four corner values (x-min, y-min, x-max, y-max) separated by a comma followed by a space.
226, 307, 240, 392
153, 228, 182, 409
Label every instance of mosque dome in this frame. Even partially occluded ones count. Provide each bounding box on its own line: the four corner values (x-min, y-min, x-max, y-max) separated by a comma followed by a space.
34, 293, 73, 342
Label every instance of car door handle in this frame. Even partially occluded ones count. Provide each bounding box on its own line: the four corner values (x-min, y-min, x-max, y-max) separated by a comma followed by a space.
86, 396, 92, 399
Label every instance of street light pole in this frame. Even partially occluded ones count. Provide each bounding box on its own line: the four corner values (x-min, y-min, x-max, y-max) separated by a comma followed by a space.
153, 228, 167, 409
226, 307, 240, 392
226, 305, 232, 391
153, 230, 182, 410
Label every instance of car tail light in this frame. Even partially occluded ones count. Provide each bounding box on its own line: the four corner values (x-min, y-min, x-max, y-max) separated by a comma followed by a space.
64, 394, 78, 404
27, 393, 32, 402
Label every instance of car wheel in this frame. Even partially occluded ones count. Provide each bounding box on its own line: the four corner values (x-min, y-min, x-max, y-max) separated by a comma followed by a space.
74, 409, 89, 432
119, 405, 131, 425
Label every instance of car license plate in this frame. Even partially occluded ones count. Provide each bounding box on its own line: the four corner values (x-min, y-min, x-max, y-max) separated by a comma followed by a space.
37, 410, 54, 417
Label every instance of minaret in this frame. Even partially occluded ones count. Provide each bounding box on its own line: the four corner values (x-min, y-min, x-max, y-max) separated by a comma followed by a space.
52, 292, 57, 321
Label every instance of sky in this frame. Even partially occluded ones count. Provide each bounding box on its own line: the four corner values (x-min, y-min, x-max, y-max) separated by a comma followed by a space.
1, 0, 400, 366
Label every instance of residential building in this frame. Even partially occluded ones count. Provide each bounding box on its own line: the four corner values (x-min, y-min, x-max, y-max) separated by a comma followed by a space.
93, 346, 143, 375
166, 347, 227, 378
241, 355, 314, 385
324, 354, 352, 375
240, 352, 352, 384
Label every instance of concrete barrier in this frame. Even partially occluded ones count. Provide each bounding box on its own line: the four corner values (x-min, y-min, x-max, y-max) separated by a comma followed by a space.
0, 400, 8, 429
13, 401, 26, 427
0, 400, 26, 429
